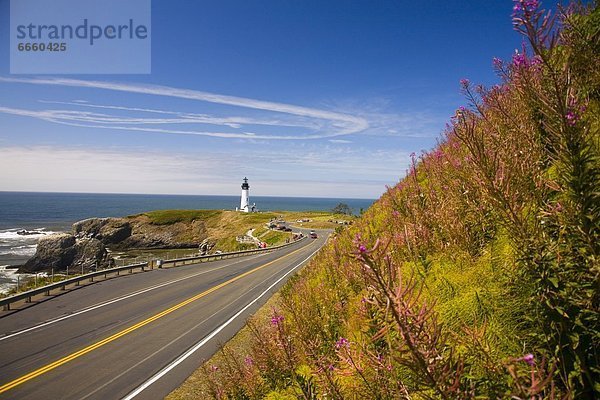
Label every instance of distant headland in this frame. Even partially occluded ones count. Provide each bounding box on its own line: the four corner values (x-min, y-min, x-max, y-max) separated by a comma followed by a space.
20, 209, 356, 274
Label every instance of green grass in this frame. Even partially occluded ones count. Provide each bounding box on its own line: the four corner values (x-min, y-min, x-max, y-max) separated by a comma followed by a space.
214, 236, 256, 252
260, 230, 291, 246
238, 212, 278, 224
141, 210, 223, 225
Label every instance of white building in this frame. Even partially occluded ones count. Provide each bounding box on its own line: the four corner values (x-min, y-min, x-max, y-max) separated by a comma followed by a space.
237, 177, 256, 212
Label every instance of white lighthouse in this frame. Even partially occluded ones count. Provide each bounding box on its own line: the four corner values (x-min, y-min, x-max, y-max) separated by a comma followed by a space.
239, 177, 253, 212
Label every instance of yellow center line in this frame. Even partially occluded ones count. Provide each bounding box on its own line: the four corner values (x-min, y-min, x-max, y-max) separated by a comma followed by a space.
0, 241, 314, 395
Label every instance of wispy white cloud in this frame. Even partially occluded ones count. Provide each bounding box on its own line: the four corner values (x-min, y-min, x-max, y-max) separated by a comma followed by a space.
38, 100, 320, 129
328, 139, 352, 144
324, 97, 445, 138
0, 77, 369, 140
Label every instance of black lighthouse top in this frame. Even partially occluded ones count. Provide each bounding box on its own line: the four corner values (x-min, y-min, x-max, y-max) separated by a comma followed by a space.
241, 177, 250, 190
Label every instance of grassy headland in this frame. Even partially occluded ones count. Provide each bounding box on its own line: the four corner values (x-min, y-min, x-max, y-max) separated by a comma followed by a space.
132, 210, 355, 252
169, 3, 600, 399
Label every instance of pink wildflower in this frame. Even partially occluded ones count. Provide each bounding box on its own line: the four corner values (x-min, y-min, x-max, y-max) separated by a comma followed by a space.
271, 314, 284, 326
335, 337, 349, 349
521, 353, 535, 366
565, 111, 578, 126
512, 51, 528, 67
512, 0, 539, 16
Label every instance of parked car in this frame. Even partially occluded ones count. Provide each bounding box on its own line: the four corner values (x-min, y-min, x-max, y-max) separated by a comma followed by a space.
309, 231, 317, 239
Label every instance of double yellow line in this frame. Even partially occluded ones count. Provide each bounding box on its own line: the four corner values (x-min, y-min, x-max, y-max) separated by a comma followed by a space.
0, 243, 311, 395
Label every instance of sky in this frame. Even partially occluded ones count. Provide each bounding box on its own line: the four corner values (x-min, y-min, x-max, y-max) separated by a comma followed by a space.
0, 0, 528, 199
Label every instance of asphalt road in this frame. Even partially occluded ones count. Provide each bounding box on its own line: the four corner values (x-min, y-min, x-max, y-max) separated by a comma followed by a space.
0, 232, 328, 400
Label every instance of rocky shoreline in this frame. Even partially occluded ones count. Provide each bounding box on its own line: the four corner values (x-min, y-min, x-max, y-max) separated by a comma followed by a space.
21, 215, 214, 273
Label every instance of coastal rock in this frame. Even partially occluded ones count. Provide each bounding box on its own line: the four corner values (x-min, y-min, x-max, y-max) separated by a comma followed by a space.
96, 221, 132, 244
73, 218, 109, 237
17, 229, 45, 236
22, 233, 77, 272
73, 218, 133, 246
199, 239, 215, 255
73, 238, 109, 269
71, 215, 206, 250
22, 233, 108, 273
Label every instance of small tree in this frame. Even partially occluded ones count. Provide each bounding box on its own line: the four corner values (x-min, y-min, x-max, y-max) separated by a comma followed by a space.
332, 203, 352, 215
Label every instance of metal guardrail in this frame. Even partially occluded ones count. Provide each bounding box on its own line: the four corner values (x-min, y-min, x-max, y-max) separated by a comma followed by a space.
0, 236, 306, 311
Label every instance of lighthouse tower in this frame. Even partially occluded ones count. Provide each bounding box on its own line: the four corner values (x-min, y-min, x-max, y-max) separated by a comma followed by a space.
240, 177, 251, 212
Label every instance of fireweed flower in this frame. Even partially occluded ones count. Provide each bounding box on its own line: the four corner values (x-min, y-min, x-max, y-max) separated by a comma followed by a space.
565, 111, 578, 126
492, 57, 503, 68
271, 314, 284, 326
512, 51, 528, 67
565, 97, 587, 126
244, 356, 254, 366
521, 353, 535, 366
512, 0, 539, 16
353, 239, 380, 257
353, 233, 368, 255
335, 337, 349, 349
460, 78, 470, 87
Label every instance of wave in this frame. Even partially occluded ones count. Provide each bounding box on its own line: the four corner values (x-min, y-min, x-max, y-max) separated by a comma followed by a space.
1, 244, 38, 256
0, 228, 60, 241
0, 228, 63, 260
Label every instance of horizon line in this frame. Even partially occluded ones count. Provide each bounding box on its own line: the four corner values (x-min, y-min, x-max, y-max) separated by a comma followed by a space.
0, 190, 377, 201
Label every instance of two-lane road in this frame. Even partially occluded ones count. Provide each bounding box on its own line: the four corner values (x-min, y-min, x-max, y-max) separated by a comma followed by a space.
0, 233, 328, 399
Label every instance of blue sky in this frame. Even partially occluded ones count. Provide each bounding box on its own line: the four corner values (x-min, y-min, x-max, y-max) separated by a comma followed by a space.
0, 0, 527, 198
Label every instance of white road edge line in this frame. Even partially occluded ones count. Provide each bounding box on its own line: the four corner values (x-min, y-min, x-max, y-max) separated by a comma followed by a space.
0, 252, 270, 342
121, 242, 323, 400
80, 258, 288, 400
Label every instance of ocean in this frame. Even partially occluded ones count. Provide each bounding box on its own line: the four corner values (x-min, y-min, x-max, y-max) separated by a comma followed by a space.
0, 191, 374, 268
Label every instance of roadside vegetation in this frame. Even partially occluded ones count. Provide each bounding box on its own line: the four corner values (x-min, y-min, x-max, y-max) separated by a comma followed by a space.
171, 2, 599, 398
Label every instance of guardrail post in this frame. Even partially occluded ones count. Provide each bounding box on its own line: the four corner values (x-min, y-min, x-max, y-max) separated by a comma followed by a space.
3, 304, 9, 311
